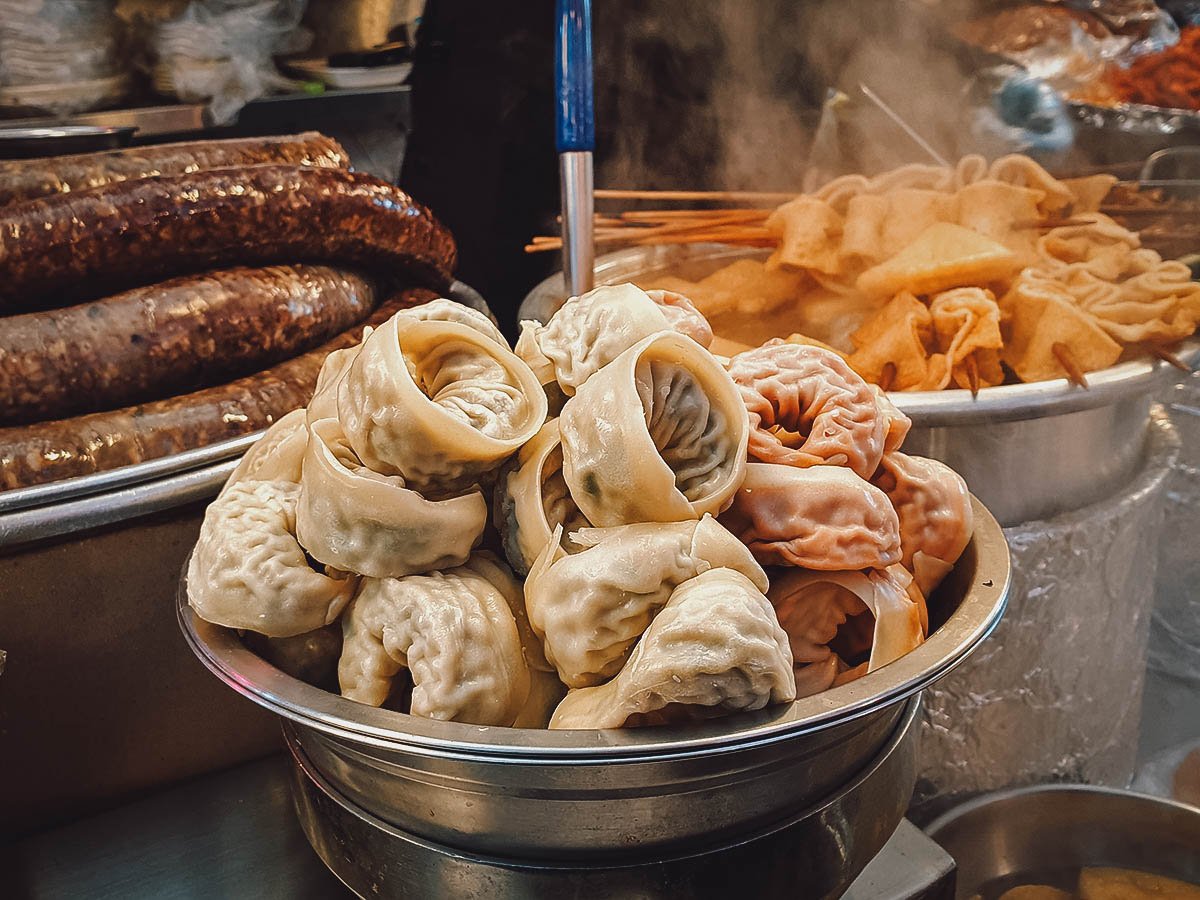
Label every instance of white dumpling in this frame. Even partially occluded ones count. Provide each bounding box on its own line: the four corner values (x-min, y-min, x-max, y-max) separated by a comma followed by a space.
518, 284, 693, 396
549, 568, 796, 729
338, 555, 532, 725
188, 480, 357, 637
337, 312, 548, 492
306, 327, 373, 424
513, 669, 569, 729
493, 418, 591, 576
295, 418, 487, 578
559, 330, 749, 526
396, 297, 509, 348
643, 289, 714, 348
720, 463, 902, 570
525, 515, 768, 688
873, 451, 973, 595
767, 565, 924, 675
220, 409, 308, 497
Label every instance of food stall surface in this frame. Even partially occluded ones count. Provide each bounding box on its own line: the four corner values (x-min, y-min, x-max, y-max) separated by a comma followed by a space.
3, 753, 955, 900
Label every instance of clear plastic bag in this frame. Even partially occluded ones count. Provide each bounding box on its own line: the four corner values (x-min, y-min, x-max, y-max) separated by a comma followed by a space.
151, 0, 311, 125
0, 0, 124, 87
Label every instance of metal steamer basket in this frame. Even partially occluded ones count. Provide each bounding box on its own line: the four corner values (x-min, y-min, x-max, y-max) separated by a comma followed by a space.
180, 497, 1010, 898
0, 282, 491, 837
520, 244, 1200, 526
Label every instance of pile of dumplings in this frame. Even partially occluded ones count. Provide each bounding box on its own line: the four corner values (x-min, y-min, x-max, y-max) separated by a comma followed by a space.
187, 284, 974, 731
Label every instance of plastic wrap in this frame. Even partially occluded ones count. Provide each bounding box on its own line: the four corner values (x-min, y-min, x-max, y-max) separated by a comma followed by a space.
915, 411, 1179, 806
1149, 369, 1200, 680
0, 0, 123, 86
151, 0, 310, 125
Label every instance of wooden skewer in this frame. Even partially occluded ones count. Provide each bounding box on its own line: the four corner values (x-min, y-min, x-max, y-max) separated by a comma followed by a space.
965, 356, 981, 397
1151, 345, 1194, 372
878, 362, 897, 392
1052, 342, 1089, 388
596, 188, 798, 203
1013, 217, 1095, 230
616, 208, 774, 221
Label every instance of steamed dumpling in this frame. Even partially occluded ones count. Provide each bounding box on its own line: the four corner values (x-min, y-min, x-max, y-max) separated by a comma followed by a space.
550, 568, 796, 729
517, 284, 714, 397
188, 480, 358, 637
220, 408, 308, 496
295, 418, 487, 578
338, 555, 532, 725
493, 418, 591, 576
306, 327, 373, 424
338, 311, 548, 492
559, 330, 750, 526
720, 463, 902, 570
767, 565, 924, 676
873, 451, 973, 595
525, 515, 768, 687
396, 297, 509, 348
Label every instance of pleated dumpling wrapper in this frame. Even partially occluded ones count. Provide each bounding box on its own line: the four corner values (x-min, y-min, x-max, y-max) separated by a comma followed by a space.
188, 480, 358, 637
525, 516, 768, 688
338, 308, 547, 492
295, 418, 487, 578
873, 451, 973, 596
550, 568, 796, 729
727, 339, 896, 480
516, 283, 713, 395
338, 555, 533, 726
220, 408, 308, 497
492, 417, 591, 577
767, 566, 924, 683
306, 329, 372, 424
559, 330, 750, 526
721, 462, 902, 570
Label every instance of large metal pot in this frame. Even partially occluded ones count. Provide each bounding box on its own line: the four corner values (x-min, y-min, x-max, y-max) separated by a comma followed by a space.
520, 244, 1199, 526
285, 696, 922, 900
926, 784, 1200, 899
180, 497, 1009, 894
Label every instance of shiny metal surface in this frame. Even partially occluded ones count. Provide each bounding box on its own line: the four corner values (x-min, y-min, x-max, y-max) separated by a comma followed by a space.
926, 785, 1200, 899
0, 125, 136, 158
558, 150, 595, 297
287, 697, 921, 899
180, 497, 1007, 858
520, 243, 1200, 524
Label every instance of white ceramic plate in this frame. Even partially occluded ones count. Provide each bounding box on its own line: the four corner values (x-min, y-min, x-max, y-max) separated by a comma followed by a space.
287, 59, 412, 90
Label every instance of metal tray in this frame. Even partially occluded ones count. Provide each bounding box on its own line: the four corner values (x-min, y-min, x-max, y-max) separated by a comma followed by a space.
520, 244, 1199, 524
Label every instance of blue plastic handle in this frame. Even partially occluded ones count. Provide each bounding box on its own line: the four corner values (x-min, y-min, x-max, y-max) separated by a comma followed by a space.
555, 0, 594, 153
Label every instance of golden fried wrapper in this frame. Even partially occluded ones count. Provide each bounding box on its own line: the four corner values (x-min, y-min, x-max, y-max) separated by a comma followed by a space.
1078, 867, 1200, 900
929, 287, 1006, 390
954, 180, 1044, 266
856, 223, 1021, 298
1061, 174, 1118, 213
765, 195, 844, 275
848, 292, 935, 390
840, 188, 957, 266
1001, 279, 1123, 383
658, 258, 807, 318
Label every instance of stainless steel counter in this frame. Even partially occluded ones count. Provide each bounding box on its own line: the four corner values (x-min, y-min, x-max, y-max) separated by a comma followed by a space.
2, 754, 952, 899
3, 755, 348, 899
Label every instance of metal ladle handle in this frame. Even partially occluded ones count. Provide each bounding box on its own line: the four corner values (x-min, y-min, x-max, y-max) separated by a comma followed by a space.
556, 0, 595, 300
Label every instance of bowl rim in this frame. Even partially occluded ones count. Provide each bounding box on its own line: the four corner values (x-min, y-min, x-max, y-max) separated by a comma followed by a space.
178, 495, 1010, 763
923, 783, 1200, 843
518, 243, 1200, 427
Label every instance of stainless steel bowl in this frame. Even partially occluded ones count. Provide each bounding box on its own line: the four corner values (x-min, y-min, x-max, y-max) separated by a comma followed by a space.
286, 696, 921, 899
520, 244, 1200, 525
926, 785, 1200, 899
180, 496, 1009, 865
